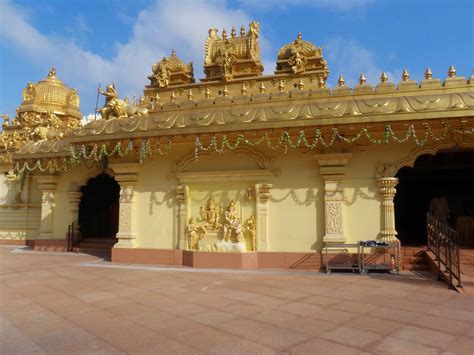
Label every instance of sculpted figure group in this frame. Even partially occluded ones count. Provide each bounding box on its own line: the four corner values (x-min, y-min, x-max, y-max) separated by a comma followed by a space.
186, 196, 256, 251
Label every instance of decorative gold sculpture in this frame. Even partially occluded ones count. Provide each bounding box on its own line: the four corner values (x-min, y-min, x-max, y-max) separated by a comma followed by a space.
98, 83, 149, 120
186, 216, 207, 250
148, 50, 194, 88
245, 215, 256, 251
275, 33, 329, 80
2, 114, 9, 129
203, 21, 263, 81
199, 196, 222, 229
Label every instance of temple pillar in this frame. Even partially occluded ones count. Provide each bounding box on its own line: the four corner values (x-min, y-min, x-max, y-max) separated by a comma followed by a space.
5, 171, 19, 205
67, 190, 82, 223
109, 163, 140, 248
255, 183, 272, 251
35, 175, 59, 239
314, 154, 352, 245
377, 177, 399, 242
174, 185, 187, 249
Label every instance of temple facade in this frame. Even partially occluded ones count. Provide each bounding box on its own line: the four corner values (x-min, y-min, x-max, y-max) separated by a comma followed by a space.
1, 23, 473, 268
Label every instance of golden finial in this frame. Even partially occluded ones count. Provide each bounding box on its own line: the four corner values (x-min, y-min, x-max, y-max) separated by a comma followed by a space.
318, 76, 326, 88
155, 93, 160, 102
231, 27, 236, 38
278, 79, 285, 92
187, 89, 193, 100
222, 28, 227, 39
380, 72, 388, 83
48, 67, 56, 77
297, 32, 302, 41
425, 67, 432, 80
240, 25, 245, 36
259, 82, 266, 93
359, 74, 366, 85
171, 49, 177, 57
297, 79, 305, 90
402, 69, 410, 81
241, 83, 247, 95
205, 87, 211, 98
338, 75, 345, 87
222, 86, 229, 97
448, 65, 456, 78
170, 91, 176, 102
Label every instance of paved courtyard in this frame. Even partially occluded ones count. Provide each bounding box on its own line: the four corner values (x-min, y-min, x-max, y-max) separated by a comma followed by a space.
1, 246, 473, 354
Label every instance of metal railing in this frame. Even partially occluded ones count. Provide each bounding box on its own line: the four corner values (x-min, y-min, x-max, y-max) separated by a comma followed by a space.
426, 213, 462, 289
67, 220, 82, 252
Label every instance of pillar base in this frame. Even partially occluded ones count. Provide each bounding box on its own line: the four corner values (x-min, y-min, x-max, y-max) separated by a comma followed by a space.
323, 233, 346, 244
114, 235, 135, 248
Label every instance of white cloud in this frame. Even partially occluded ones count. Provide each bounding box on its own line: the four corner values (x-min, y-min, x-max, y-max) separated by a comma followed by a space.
323, 37, 399, 87
0, 0, 252, 112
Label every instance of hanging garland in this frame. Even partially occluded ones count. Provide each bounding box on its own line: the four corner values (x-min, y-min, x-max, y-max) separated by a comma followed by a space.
12, 122, 473, 177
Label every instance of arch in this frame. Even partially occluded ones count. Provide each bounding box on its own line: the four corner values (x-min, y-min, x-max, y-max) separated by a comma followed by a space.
78, 173, 120, 238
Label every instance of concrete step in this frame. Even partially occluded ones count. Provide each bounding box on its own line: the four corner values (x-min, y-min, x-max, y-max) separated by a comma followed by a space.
401, 256, 430, 265
401, 264, 431, 271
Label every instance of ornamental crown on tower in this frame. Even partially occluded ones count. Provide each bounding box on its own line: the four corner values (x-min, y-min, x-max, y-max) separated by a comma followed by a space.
147, 21, 329, 88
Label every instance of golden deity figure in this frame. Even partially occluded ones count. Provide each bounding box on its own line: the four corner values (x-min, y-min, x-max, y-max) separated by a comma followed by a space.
199, 196, 222, 229
98, 84, 128, 120
245, 215, 257, 251
98, 83, 149, 120
2, 114, 9, 129
22, 82, 36, 102
229, 217, 244, 243
67, 88, 80, 108
223, 200, 238, 242
186, 216, 207, 250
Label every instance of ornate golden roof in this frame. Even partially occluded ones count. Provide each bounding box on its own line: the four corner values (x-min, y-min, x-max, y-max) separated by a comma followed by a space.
147, 50, 194, 88
275, 33, 329, 79
18, 68, 81, 119
203, 21, 263, 82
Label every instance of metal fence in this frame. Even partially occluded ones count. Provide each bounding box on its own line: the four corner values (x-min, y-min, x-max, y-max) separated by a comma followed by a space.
67, 220, 82, 252
426, 213, 462, 289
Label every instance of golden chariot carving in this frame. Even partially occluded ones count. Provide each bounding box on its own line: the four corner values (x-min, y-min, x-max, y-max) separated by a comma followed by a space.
275, 33, 329, 80
147, 50, 194, 88
203, 21, 263, 82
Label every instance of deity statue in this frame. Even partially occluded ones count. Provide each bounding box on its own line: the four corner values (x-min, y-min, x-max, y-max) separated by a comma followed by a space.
215, 46, 235, 81
229, 217, 244, 243
288, 50, 306, 74
98, 84, 149, 120
67, 88, 80, 107
186, 216, 207, 250
22, 82, 36, 102
2, 114, 9, 129
98, 84, 128, 120
245, 215, 256, 251
45, 111, 61, 129
199, 196, 222, 229
223, 200, 238, 242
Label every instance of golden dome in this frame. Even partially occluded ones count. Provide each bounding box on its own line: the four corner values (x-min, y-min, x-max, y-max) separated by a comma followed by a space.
17, 68, 82, 120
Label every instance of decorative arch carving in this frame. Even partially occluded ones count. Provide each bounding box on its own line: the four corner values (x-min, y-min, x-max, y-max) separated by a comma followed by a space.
171, 145, 281, 177
375, 140, 474, 179
68, 168, 116, 192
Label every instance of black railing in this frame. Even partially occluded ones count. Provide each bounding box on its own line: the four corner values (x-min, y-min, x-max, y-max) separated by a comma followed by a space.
67, 220, 82, 251
426, 213, 462, 289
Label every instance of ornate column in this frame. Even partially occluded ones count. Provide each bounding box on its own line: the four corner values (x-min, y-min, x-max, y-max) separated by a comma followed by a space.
174, 185, 187, 249
377, 177, 399, 242
5, 171, 19, 205
67, 189, 82, 223
35, 175, 59, 239
109, 163, 140, 248
314, 154, 352, 245
255, 183, 272, 251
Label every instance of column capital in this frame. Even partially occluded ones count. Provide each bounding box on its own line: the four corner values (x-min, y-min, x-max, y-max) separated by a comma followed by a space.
110, 163, 140, 186
314, 153, 352, 179
34, 175, 59, 191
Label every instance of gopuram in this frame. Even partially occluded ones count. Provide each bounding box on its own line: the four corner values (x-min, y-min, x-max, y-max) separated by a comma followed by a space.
1, 23, 473, 268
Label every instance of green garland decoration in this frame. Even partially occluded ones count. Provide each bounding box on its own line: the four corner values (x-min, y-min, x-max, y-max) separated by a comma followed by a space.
12, 123, 473, 177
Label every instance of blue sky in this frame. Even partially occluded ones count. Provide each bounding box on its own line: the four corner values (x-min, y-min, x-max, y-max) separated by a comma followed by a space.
0, 0, 473, 118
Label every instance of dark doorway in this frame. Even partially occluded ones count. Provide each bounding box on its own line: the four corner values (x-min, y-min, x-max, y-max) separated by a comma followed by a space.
79, 173, 120, 238
395, 149, 474, 246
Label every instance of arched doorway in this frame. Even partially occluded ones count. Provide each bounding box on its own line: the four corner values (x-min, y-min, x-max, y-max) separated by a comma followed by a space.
78, 173, 120, 238
395, 149, 474, 246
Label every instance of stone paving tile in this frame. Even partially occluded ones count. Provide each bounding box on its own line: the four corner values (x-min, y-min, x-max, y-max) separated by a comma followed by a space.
391, 324, 457, 349
370, 336, 441, 354
319, 325, 383, 349
1, 246, 473, 354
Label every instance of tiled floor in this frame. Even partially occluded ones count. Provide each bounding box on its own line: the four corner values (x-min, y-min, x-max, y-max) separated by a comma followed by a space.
1, 246, 473, 354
